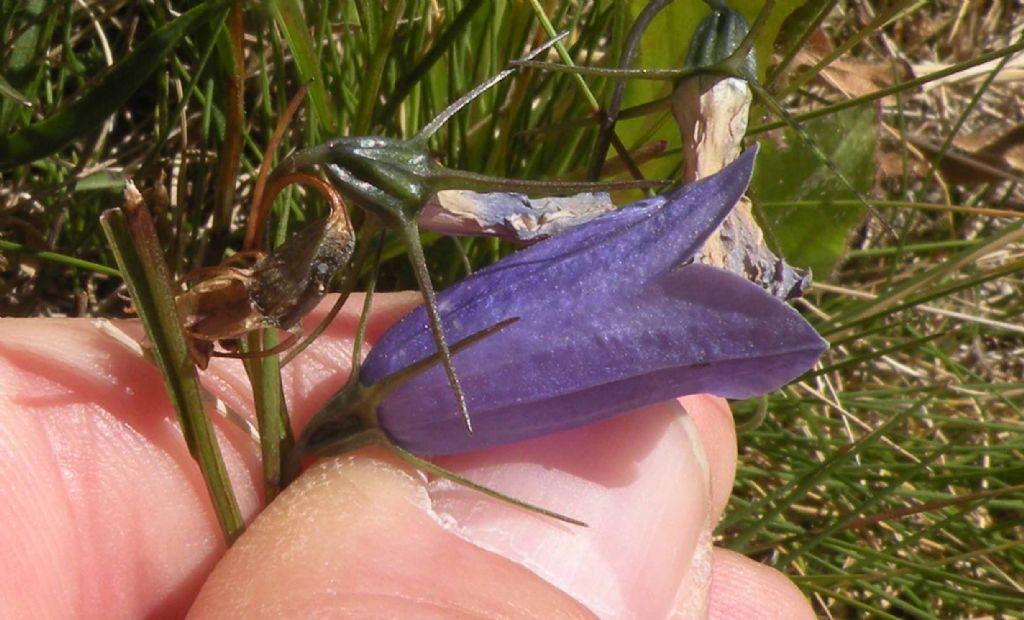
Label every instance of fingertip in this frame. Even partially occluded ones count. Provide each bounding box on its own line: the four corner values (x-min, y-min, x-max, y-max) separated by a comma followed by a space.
189, 448, 591, 619
432, 402, 715, 619
706, 548, 816, 620
679, 394, 737, 523
0, 318, 262, 617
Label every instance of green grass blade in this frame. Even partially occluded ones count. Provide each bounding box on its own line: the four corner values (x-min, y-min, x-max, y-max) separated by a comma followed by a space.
378, 0, 486, 124
748, 37, 1024, 135
352, 0, 405, 134
0, 0, 230, 168
0, 73, 33, 108
827, 220, 1024, 331
727, 396, 929, 550
0, 0, 53, 133
267, 0, 337, 134
0, 239, 120, 277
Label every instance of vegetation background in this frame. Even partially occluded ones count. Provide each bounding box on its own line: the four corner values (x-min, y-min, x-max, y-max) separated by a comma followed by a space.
2, 1, 1023, 616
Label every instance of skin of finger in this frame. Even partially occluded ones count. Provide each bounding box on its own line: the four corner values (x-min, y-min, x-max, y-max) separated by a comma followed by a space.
201, 296, 741, 618
189, 448, 596, 619
678, 393, 737, 524
0, 295, 411, 618
215, 284, 740, 607
426, 403, 715, 619
190, 401, 724, 619
0, 318, 262, 619
706, 548, 817, 620
0, 293, 749, 617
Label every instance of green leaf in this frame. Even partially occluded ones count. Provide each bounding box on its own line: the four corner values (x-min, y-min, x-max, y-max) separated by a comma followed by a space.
749, 105, 877, 277
74, 169, 127, 193
0, 74, 33, 109
267, 0, 337, 134
729, 0, 811, 80
1, 0, 51, 133
0, 1, 230, 168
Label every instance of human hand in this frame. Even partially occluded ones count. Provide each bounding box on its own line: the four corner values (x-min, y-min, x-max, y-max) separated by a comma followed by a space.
0, 293, 814, 618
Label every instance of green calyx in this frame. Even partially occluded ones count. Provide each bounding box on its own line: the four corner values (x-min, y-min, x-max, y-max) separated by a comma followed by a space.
296, 379, 385, 460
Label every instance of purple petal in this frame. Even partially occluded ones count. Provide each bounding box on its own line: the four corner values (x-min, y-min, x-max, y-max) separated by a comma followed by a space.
374, 264, 825, 454
359, 147, 825, 455
364, 148, 759, 382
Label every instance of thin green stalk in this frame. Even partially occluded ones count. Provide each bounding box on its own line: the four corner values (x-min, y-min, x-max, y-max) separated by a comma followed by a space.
100, 190, 244, 544
749, 37, 1024, 134
847, 236, 983, 256
727, 397, 929, 550
525, 0, 599, 110
0, 239, 120, 277
353, 0, 405, 134
378, 0, 485, 124
208, 2, 245, 264
397, 218, 470, 432
243, 329, 292, 503
759, 199, 1024, 220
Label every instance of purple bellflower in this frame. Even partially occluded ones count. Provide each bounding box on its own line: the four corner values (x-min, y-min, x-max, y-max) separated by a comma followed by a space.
308, 147, 826, 457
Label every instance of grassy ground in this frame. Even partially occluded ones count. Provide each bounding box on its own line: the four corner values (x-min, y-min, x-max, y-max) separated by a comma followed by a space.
2, 1, 1024, 617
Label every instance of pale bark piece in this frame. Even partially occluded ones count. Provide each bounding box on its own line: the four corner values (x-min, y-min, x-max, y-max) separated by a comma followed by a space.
673, 72, 810, 300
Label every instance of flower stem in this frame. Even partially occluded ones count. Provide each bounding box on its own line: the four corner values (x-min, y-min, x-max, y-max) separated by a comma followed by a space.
101, 187, 244, 543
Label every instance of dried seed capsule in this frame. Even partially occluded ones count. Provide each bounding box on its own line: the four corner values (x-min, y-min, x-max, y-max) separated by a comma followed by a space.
250, 207, 355, 330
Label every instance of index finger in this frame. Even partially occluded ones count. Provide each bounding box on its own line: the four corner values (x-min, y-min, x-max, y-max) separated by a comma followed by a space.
0, 293, 738, 617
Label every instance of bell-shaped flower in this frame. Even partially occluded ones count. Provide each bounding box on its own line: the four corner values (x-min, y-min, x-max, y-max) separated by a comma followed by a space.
312, 147, 826, 456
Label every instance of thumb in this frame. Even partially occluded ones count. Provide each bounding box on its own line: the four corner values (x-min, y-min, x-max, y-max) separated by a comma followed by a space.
188, 448, 594, 618
189, 400, 722, 618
